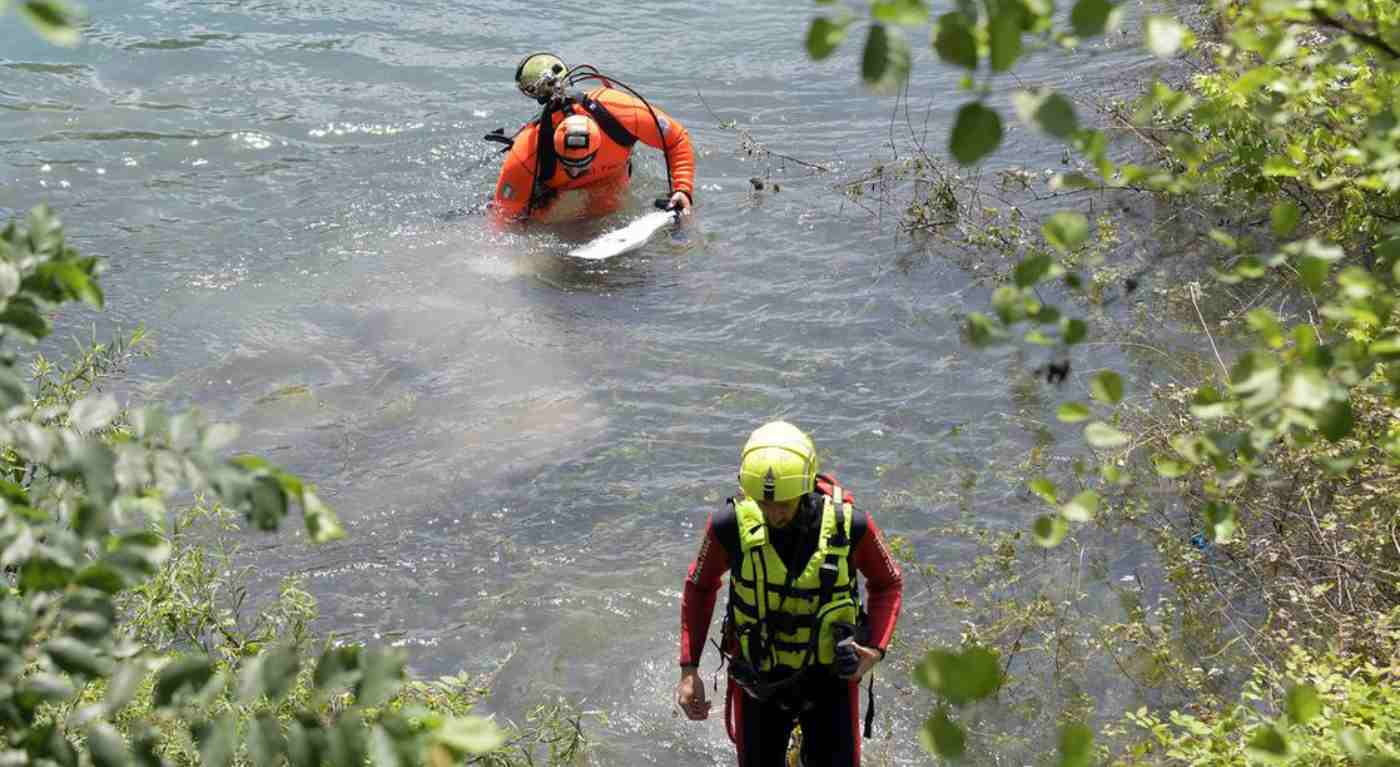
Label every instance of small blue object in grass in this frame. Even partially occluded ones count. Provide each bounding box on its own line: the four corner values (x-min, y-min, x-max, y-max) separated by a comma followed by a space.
1189, 532, 1209, 551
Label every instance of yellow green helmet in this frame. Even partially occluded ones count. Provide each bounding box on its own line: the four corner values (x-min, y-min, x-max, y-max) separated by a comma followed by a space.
515, 52, 567, 102
738, 421, 818, 502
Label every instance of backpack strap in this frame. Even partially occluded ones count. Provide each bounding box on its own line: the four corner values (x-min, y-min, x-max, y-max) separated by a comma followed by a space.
579, 94, 638, 149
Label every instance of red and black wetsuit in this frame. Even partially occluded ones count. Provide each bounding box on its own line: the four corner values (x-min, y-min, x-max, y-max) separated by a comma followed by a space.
679, 476, 903, 767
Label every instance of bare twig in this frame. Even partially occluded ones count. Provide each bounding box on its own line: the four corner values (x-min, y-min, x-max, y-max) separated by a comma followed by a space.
1188, 282, 1230, 382
695, 89, 834, 173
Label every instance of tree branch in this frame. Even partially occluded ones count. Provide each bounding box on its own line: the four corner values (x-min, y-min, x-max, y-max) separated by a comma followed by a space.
1309, 9, 1400, 60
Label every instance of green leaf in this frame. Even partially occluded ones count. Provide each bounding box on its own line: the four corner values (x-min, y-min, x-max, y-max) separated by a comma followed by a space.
950, 102, 1002, 165
20, 552, 74, 593
0, 296, 51, 340
871, 0, 929, 25
1144, 15, 1186, 57
1152, 455, 1189, 478
152, 655, 215, 709
45, 637, 110, 678
1338, 728, 1369, 760
1245, 724, 1289, 764
19, 0, 80, 46
1062, 318, 1087, 345
989, 7, 1023, 71
1204, 501, 1236, 544
1271, 202, 1300, 237
328, 712, 368, 767
248, 475, 288, 531
915, 647, 1001, 705
1246, 308, 1284, 348
1298, 256, 1330, 292
861, 23, 912, 92
193, 715, 236, 767
933, 12, 978, 70
130, 727, 163, 767
919, 708, 966, 759
1013, 89, 1079, 138
354, 647, 404, 707
1070, 0, 1114, 37
966, 312, 1005, 347
1059, 722, 1094, 767
1029, 478, 1058, 504
1284, 684, 1320, 725
435, 716, 507, 755
302, 490, 346, 543
241, 645, 300, 703
0, 256, 17, 299
104, 661, 146, 715
1090, 370, 1123, 404
368, 726, 401, 767
18, 673, 75, 710
1283, 368, 1331, 410
1190, 385, 1231, 419
1261, 157, 1298, 177
1084, 421, 1129, 448
86, 724, 128, 767
75, 562, 128, 594
248, 714, 286, 767
1061, 491, 1099, 522
1318, 398, 1353, 442
286, 720, 319, 767
314, 645, 361, 692
806, 17, 847, 60
1033, 514, 1069, 547
1014, 254, 1053, 288
992, 285, 1023, 324
1043, 212, 1089, 252
1057, 402, 1090, 423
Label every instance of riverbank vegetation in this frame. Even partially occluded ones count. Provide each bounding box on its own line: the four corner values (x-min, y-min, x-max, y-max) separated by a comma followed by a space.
0, 7, 591, 767
797, 0, 1399, 763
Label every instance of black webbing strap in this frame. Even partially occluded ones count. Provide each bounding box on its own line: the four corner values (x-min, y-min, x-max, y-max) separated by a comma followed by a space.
830, 486, 849, 548
864, 674, 875, 737
527, 102, 560, 216
579, 95, 638, 149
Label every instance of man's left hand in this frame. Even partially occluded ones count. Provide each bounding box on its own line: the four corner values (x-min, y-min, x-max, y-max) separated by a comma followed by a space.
840, 643, 882, 682
668, 191, 692, 215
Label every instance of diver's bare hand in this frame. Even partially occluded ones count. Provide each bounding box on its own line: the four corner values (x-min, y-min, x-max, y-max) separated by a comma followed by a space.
676, 666, 710, 720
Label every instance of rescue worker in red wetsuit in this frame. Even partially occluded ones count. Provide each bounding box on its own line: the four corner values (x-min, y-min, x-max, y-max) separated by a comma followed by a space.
676, 421, 903, 767
489, 53, 695, 225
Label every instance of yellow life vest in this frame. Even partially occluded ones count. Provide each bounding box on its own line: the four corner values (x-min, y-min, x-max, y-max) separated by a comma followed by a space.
728, 487, 859, 673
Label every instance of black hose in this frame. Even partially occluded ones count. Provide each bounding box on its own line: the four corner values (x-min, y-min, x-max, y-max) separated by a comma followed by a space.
564, 66, 676, 195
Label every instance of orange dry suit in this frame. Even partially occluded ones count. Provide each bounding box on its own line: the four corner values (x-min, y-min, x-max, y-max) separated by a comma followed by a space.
489, 85, 695, 225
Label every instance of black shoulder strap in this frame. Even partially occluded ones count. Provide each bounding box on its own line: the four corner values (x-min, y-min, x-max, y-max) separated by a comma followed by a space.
528, 105, 558, 215
580, 94, 638, 149
830, 488, 848, 548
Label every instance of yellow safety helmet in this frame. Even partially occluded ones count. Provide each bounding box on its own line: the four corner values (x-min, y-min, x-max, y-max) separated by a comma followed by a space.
515, 52, 567, 102
738, 421, 818, 502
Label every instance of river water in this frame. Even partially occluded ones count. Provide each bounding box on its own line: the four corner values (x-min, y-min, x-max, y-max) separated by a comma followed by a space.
2, 2, 1179, 764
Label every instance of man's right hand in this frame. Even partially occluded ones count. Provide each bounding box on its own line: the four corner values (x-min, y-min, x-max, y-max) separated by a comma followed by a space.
676, 667, 711, 721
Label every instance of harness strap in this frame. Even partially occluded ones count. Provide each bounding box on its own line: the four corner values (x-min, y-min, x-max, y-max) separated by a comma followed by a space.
830, 484, 849, 549
527, 102, 561, 216
864, 674, 875, 738
817, 487, 849, 610
580, 95, 638, 149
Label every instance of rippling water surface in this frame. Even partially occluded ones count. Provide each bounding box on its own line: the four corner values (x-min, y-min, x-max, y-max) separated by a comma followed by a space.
2, 2, 1172, 763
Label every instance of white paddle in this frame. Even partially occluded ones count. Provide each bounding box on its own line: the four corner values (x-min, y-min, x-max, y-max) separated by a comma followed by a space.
567, 201, 680, 260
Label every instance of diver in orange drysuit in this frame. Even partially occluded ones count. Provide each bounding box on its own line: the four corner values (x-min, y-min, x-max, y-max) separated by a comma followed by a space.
489, 53, 695, 226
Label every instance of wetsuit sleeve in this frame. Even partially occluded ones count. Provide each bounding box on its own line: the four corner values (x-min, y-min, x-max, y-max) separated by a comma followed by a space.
593, 88, 695, 201
488, 130, 537, 226
852, 512, 903, 655
679, 511, 732, 667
